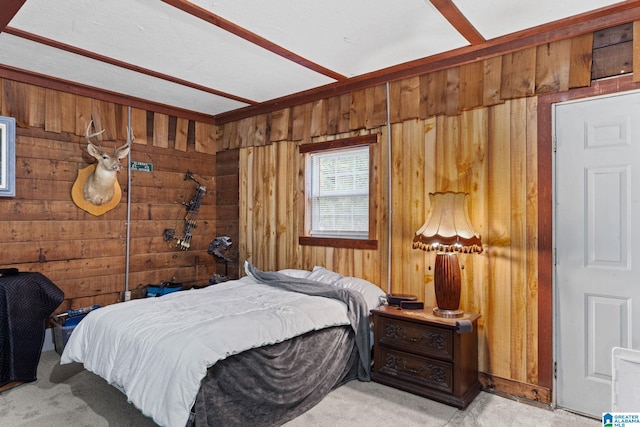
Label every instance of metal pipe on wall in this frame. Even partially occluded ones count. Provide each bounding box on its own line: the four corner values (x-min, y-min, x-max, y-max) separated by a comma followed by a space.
386, 81, 392, 294
124, 106, 132, 295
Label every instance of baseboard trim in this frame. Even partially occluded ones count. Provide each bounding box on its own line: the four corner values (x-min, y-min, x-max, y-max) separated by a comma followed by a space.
479, 372, 552, 407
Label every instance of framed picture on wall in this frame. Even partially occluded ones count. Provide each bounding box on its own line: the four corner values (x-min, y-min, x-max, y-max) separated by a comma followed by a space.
0, 116, 16, 197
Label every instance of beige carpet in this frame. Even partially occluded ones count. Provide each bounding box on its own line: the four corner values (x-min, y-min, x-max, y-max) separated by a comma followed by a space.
0, 351, 599, 426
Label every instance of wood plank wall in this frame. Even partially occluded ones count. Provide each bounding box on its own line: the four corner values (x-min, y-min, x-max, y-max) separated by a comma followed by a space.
0, 78, 218, 312
218, 32, 609, 402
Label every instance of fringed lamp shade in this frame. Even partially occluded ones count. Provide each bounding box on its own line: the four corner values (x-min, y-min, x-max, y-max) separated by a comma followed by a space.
413, 192, 482, 318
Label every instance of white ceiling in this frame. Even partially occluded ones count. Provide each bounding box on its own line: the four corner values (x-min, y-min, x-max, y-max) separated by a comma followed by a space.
0, 0, 630, 120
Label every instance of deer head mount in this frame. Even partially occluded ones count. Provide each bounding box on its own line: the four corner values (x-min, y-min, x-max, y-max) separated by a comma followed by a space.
83, 120, 131, 206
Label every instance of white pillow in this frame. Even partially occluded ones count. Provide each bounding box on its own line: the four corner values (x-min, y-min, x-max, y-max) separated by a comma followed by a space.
335, 276, 386, 312
277, 268, 312, 279
307, 266, 344, 285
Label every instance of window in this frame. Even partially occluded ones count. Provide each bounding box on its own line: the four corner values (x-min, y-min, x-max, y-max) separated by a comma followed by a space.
309, 145, 369, 238
299, 134, 378, 249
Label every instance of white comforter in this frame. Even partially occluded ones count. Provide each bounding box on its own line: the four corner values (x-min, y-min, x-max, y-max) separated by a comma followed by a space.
60, 276, 351, 427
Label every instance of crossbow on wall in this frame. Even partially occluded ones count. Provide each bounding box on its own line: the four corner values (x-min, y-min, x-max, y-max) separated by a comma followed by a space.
163, 172, 207, 251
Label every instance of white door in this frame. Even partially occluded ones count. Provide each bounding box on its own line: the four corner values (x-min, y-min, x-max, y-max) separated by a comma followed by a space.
555, 91, 640, 417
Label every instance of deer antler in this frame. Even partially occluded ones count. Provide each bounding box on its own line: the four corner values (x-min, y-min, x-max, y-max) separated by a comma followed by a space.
85, 120, 106, 141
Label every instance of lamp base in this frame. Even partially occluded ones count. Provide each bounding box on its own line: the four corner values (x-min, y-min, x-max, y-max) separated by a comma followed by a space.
433, 307, 464, 318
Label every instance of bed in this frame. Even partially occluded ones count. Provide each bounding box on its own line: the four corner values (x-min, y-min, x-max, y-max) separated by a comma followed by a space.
60, 262, 386, 427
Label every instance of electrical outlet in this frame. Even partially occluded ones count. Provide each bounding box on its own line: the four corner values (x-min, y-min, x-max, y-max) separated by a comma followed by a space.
124, 291, 131, 301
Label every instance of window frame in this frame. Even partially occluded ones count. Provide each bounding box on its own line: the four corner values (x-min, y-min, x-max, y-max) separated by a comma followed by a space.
299, 134, 378, 249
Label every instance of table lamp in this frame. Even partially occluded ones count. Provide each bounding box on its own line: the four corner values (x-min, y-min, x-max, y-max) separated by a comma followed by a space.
412, 192, 483, 318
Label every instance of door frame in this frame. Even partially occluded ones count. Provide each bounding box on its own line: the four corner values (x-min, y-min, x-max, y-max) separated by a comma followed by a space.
537, 74, 640, 402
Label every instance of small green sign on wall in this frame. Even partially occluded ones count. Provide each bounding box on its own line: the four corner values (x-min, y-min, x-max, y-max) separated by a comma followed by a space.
130, 161, 153, 172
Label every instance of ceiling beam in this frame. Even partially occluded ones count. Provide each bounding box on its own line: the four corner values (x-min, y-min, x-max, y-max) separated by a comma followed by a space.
214, 2, 640, 124
161, 0, 347, 82
429, 0, 485, 44
0, 0, 25, 33
3, 27, 257, 106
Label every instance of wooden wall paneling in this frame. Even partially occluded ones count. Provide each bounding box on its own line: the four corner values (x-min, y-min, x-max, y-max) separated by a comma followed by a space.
366, 84, 387, 129
402, 119, 425, 299
433, 115, 446, 190
592, 24, 633, 80
500, 47, 536, 99
264, 144, 276, 270
388, 80, 401, 123
445, 67, 460, 115
291, 102, 312, 142
396, 76, 421, 122
265, 143, 277, 269
253, 146, 266, 267
483, 56, 504, 107
174, 117, 189, 152
254, 144, 269, 267
310, 98, 327, 137
323, 246, 334, 272
458, 108, 487, 313
24, 85, 46, 128
289, 143, 302, 269
27, 85, 45, 128
2, 80, 28, 127
222, 121, 238, 150
114, 105, 129, 142
217, 123, 230, 152
427, 70, 448, 116
326, 96, 341, 135
459, 61, 484, 111
375, 124, 389, 291
459, 108, 489, 372
269, 108, 291, 142
58, 92, 75, 134
418, 73, 429, 119
195, 122, 217, 154
421, 118, 437, 307
75, 96, 92, 136
44, 88, 61, 133
349, 89, 367, 130
352, 248, 364, 284
214, 149, 241, 273
569, 33, 594, 88
275, 141, 288, 269
591, 37, 634, 79
236, 116, 251, 148
153, 112, 169, 148
91, 99, 117, 141
535, 39, 572, 94
486, 100, 512, 378
441, 115, 461, 191
525, 96, 539, 385
240, 147, 253, 263
0, 79, 3, 115
389, 122, 404, 293
337, 92, 351, 134
130, 107, 148, 145
508, 97, 528, 382
253, 114, 268, 147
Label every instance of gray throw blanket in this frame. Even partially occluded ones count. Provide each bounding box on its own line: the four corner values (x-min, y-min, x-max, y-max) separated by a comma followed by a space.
245, 262, 371, 381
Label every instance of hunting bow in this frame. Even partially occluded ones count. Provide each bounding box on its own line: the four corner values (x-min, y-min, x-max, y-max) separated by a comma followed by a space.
163, 172, 207, 250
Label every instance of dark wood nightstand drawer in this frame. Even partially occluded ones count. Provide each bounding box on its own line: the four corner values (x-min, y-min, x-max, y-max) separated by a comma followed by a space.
371, 306, 481, 409
377, 346, 453, 393
378, 315, 453, 361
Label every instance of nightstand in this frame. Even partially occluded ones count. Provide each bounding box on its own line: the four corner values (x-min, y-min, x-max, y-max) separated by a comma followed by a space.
370, 305, 481, 409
